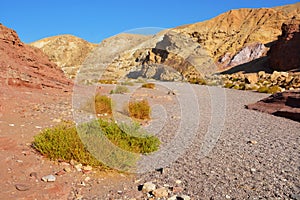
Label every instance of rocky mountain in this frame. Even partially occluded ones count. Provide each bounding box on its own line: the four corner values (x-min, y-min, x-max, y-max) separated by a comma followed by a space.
0, 23, 71, 90
173, 2, 300, 69
30, 35, 97, 78
31, 2, 300, 80
78, 31, 214, 83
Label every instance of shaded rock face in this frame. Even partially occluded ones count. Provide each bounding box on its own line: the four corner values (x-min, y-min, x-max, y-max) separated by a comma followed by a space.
246, 90, 300, 122
268, 21, 300, 71
98, 32, 211, 82
219, 43, 268, 68
30, 35, 97, 78
174, 3, 300, 68
0, 24, 71, 90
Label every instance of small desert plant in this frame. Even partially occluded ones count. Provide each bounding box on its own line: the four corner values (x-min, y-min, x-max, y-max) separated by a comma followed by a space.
257, 86, 269, 93
128, 99, 151, 120
94, 94, 112, 115
268, 85, 282, 94
121, 81, 135, 86
188, 77, 207, 85
224, 82, 234, 88
135, 78, 146, 83
110, 85, 129, 94
82, 93, 112, 116
33, 121, 103, 167
98, 79, 118, 84
257, 85, 281, 94
142, 83, 155, 89
33, 119, 160, 168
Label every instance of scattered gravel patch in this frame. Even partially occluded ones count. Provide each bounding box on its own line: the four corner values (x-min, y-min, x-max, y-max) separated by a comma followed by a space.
134, 85, 300, 199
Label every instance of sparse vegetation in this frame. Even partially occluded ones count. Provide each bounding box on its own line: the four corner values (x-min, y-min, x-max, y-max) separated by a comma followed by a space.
82, 93, 112, 116
188, 77, 207, 85
121, 80, 135, 86
128, 99, 151, 120
33, 121, 103, 167
258, 85, 281, 94
94, 94, 112, 115
142, 83, 155, 89
33, 119, 160, 168
98, 79, 118, 84
224, 82, 234, 88
110, 85, 129, 94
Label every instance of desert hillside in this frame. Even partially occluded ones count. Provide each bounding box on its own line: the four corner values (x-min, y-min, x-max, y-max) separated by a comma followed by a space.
173, 3, 300, 68
30, 3, 300, 79
0, 24, 71, 90
30, 35, 97, 78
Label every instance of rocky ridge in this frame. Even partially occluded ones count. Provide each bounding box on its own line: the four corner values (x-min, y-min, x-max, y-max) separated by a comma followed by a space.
0, 24, 71, 90
31, 3, 300, 80
174, 2, 300, 69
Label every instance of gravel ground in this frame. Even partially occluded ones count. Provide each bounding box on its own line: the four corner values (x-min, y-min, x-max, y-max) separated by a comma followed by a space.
130, 84, 300, 200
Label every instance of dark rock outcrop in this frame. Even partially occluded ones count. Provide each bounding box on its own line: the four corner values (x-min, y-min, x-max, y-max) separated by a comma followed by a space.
246, 90, 300, 122
0, 24, 72, 90
268, 21, 300, 71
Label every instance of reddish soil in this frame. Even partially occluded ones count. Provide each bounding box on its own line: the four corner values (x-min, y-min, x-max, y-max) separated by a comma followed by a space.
0, 23, 134, 199
0, 85, 135, 199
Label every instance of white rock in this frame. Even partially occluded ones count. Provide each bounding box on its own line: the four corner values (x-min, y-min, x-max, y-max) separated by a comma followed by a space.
41, 174, 56, 182
83, 165, 92, 171
142, 182, 156, 193
9, 124, 15, 127
168, 195, 177, 200
175, 179, 182, 184
75, 163, 82, 171
52, 118, 62, 123
180, 195, 191, 200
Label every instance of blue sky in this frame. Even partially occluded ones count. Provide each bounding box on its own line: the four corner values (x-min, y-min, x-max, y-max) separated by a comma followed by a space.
1, 0, 299, 44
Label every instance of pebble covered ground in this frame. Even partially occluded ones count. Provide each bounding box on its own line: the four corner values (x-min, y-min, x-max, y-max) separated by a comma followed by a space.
1, 84, 299, 199
101, 84, 300, 199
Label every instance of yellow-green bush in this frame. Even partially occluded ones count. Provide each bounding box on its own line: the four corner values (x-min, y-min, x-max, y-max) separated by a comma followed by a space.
142, 83, 155, 89
33, 119, 160, 168
94, 94, 112, 115
128, 99, 151, 120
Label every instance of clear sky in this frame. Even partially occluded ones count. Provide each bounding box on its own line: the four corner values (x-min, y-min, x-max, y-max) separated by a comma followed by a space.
1, 0, 299, 44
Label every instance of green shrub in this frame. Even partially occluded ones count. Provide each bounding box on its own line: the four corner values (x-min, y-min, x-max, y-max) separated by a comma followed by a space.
33, 121, 103, 167
33, 119, 160, 168
142, 83, 155, 89
128, 99, 151, 120
110, 85, 129, 94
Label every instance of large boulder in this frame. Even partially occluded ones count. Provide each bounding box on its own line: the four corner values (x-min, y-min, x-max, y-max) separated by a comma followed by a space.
246, 90, 300, 122
268, 21, 300, 71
